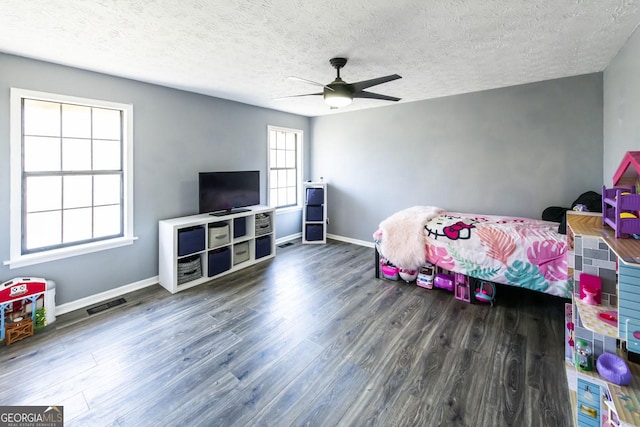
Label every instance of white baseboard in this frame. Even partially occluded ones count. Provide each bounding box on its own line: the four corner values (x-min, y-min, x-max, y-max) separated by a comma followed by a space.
55, 276, 159, 316
327, 233, 375, 248
275, 232, 302, 245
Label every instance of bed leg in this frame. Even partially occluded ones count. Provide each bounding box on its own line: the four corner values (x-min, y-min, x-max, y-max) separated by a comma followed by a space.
375, 247, 380, 278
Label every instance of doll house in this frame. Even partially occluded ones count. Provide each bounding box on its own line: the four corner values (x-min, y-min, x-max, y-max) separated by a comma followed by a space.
0, 277, 48, 345
602, 151, 640, 238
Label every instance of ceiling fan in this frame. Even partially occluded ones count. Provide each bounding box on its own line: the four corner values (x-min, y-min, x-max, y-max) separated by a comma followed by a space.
279, 57, 402, 108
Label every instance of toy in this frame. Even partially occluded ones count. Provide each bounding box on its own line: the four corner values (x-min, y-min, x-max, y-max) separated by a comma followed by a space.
575, 339, 593, 371
416, 263, 435, 289
0, 277, 49, 344
579, 273, 601, 305
598, 310, 618, 327
434, 273, 454, 291
597, 352, 632, 386
454, 273, 471, 302
474, 280, 496, 306
399, 268, 418, 282
381, 263, 399, 280
602, 151, 640, 238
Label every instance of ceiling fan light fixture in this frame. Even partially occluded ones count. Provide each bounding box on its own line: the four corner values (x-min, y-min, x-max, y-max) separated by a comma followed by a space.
324, 92, 352, 108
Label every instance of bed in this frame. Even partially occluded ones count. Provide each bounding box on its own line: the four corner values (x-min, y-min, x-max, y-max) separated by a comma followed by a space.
373, 206, 572, 298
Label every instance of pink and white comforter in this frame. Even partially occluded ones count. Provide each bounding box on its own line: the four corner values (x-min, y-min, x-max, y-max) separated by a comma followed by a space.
374, 207, 572, 298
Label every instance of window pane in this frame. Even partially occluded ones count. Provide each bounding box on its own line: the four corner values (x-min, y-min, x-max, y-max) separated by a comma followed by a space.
287, 187, 296, 205
94, 175, 121, 205
287, 169, 296, 185
94, 205, 121, 237
269, 189, 278, 206
276, 131, 285, 150
277, 188, 287, 205
269, 149, 277, 168
93, 139, 121, 170
93, 108, 121, 140
63, 208, 92, 243
276, 150, 285, 168
25, 211, 61, 249
62, 138, 92, 171
270, 170, 278, 189
286, 132, 295, 150
269, 130, 276, 149
63, 176, 92, 209
26, 176, 61, 212
285, 151, 296, 168
62, 104, 91, 138
277, 170, 287, 186
24, 99, 60, 137
23, 136, 61, 172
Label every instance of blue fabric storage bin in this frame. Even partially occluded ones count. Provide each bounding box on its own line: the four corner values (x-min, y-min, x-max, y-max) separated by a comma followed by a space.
255, 235, 272, 259
305, 224, 324, 241
306, 205, 324, 221
178, 226, 205, 256
208, 247, 231, 276
306, 187, 324, 205
233, 217, 246, 238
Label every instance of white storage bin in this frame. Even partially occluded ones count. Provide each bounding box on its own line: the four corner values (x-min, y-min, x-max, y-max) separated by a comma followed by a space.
233, 242, 250, 265
208, 222, 230, 248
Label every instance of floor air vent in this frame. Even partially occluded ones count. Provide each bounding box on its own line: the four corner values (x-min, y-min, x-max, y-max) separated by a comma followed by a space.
87, 297, 127, 315
278, 242, 294, 248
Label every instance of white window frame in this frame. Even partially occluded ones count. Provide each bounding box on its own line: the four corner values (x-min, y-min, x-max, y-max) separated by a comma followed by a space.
5, 88, 136, 269
267, 125, 304, 212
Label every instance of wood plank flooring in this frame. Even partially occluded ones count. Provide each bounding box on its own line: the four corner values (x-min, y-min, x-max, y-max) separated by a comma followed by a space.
0, 240, 573, 426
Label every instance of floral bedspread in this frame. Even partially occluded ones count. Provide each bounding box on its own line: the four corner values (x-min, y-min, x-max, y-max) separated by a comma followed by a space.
423, 212, 572, 298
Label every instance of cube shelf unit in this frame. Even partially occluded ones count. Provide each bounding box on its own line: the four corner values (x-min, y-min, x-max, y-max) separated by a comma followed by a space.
302, 182, 327, 244
159, 206, 275, 293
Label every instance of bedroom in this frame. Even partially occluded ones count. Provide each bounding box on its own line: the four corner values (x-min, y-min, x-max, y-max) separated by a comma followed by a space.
1, 1, 640, 425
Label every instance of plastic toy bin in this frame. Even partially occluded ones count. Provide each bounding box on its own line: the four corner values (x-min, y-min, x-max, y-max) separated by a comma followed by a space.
208, 247, 231, 276
178, 226, 205, 256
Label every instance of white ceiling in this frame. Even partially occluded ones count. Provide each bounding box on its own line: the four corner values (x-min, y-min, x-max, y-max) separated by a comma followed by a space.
2, 0, 640, 117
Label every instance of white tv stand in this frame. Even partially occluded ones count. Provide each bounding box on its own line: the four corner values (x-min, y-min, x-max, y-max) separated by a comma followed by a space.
158, 205, 275, 293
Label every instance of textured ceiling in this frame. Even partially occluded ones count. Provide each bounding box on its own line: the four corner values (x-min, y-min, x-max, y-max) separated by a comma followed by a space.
1, 0, 640, 117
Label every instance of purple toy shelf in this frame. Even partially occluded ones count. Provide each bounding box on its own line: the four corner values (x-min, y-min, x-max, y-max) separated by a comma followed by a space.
602, 185, 640, 238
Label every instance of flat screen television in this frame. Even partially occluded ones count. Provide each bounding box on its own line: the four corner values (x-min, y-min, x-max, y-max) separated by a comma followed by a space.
199, 171, 260, 216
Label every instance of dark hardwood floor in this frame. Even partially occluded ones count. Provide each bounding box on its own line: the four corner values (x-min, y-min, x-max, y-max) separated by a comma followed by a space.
0, 240, 573, 426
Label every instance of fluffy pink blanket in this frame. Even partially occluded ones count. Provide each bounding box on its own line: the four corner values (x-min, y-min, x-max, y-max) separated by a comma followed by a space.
377, 206, 444, 269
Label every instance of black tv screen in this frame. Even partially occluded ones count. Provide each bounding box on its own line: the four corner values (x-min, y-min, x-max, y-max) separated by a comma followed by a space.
199, 171, 260, 215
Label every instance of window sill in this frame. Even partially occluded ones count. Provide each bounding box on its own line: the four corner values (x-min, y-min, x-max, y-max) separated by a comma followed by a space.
4, 236, 138, 269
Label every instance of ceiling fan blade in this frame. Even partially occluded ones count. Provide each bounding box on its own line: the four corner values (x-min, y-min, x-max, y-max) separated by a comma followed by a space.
353, 90, 401, 102
287, 76, 335, 91
273, 92, 323, 101
351, 74, 402, 92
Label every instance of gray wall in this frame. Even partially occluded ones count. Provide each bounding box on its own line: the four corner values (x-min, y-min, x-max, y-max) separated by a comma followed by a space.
311, 74, 603, 242
604, 25, 640, 183
0, 53, 309, 305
